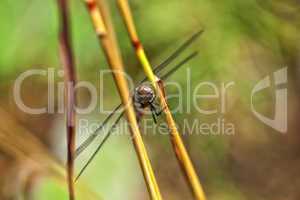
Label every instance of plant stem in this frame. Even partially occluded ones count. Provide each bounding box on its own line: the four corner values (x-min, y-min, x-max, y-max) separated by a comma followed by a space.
83, 0, 162, 199
57, 0, 77, 199
117, 1, 207, 199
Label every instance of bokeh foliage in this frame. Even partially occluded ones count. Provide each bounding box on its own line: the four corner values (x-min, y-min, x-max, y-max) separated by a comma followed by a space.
0, 0, 300, 199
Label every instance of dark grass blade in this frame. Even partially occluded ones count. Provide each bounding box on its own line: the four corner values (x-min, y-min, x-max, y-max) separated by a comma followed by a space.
75, 52, 199, 181
75, 111, 125, 181
75, 31, 203, 157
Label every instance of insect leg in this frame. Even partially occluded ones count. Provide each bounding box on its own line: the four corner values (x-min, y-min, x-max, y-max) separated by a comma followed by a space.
150, 104, 158, 124
151, 103, 167, 117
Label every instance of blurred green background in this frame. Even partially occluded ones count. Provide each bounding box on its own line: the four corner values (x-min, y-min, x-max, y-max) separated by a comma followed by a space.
0, 0, 300, 199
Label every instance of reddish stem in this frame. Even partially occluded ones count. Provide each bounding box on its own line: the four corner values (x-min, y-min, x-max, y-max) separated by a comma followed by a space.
57, 0, 77, 199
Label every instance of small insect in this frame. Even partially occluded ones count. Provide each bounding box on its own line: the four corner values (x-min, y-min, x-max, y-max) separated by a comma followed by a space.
75, 30, 203, 181
134, 84, 155, 107
133, 84, 163, 124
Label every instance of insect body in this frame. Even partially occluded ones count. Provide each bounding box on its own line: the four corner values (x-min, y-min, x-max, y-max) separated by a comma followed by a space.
134, 84, 155, 107
133, 84, 162, 123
